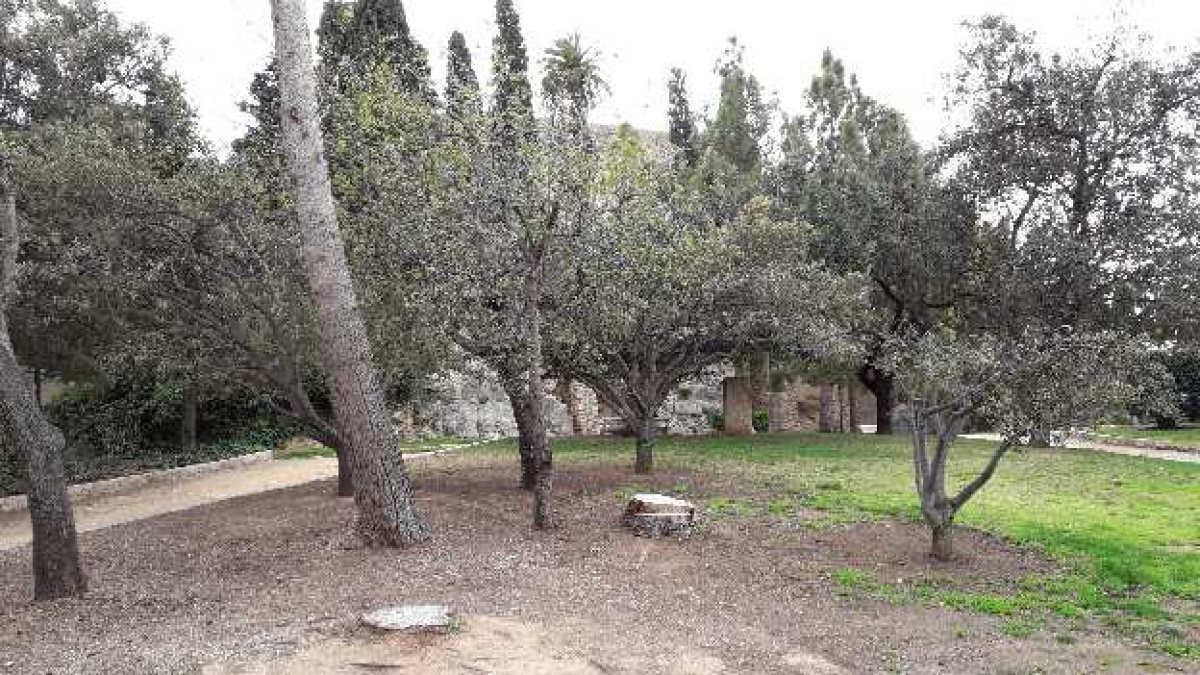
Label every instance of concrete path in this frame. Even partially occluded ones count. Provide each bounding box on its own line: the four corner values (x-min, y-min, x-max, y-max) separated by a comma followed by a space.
0, 457, 339, 551
962, 433, 1200, 464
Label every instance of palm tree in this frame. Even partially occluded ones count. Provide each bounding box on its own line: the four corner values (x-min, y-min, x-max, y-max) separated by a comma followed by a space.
541, 33, 609, 121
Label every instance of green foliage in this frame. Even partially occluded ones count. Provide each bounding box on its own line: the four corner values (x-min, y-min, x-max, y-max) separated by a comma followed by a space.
667, 68, 698, 171
752, 410, 770, 433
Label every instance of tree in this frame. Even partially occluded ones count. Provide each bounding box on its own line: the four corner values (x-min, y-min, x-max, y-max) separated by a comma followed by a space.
420, 0, 598, 527
776, 50, 977, 435
547, 130, 859, 473
445, 31, 481, 123
541, 33, 609, 131
886, 329, 1173, 560
667, 68, 698, 171
271, 0, 427, 546
0, 156, 85, 600
944, 16, 1200, 336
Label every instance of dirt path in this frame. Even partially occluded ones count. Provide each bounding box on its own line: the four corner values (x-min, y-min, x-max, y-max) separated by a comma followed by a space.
0, 457, 339, 551
962, 433, 1200, 464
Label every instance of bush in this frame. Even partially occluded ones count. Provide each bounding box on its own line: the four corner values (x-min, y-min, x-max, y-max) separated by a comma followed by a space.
753, 410, 770, 433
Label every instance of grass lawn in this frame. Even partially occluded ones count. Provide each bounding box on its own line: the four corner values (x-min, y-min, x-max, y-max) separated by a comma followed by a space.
1098, 424, 1200, 448
535, 432, 1200, 658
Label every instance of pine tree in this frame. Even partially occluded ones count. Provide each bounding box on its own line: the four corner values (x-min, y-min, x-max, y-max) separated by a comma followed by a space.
445, 31, 480, 122
667, 67, 698, 170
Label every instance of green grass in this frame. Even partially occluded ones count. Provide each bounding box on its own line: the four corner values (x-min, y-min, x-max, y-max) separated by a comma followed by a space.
1098, 425, 1200, 448
538, 432, 1200, 655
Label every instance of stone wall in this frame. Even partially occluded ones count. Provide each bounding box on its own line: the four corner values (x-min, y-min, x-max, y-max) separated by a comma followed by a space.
415, 363, 573, 440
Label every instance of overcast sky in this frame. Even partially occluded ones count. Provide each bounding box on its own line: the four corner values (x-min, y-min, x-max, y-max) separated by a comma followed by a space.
105, 0, 1198, 154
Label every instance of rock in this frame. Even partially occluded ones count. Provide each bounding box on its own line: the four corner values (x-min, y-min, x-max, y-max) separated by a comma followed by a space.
360, 605, 453, 633
622, 494, 696, 539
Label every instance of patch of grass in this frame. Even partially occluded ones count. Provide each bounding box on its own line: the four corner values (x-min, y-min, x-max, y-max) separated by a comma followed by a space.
1098, 425, 1200, 447
539, 432, 1200, 656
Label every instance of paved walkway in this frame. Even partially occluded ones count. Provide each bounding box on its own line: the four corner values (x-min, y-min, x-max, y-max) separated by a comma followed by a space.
0, 457, 340, 551
961, 433, 1200, 464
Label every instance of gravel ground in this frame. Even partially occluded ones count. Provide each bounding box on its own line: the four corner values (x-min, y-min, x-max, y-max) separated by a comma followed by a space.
0, 452, 1187, 674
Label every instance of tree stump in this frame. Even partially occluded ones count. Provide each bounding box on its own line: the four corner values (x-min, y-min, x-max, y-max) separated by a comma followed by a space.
622, 494, 696, 539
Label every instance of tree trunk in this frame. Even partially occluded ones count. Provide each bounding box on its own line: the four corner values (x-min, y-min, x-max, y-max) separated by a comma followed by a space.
818, 385, 835, 433
500, 373, 538, 491
929, 517, 955, 561
180, 383, 197, 454
1, 159, 86, 600
333, 440, 354, 497
272, 0, 427, 546
859, 365, 895, 435
0, 347, 87, 600
634, 417, 654, 475
33, 368, 42, 409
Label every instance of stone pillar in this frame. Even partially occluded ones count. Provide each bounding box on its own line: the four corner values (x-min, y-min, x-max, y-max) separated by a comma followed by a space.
565, 381, 600, 436
722, 377, 755, 435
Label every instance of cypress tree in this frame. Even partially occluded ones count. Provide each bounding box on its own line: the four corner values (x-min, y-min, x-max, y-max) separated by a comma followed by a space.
445, 31, 480, 122
351, 0, 435, 101
667, 67, 698, 170
490, 0, 536, 152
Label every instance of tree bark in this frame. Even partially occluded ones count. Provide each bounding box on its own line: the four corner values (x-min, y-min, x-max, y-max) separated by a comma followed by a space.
859, 365, 894, 435
180, 383, 198, 454
929, 517, 954, 561
333, 440, 354, 497
0, 163, 86, 600
33, 368, 42, 409
499, 370, 538, 490
634, 416, 654, 475
523, 305, 553, 528
272, 0, 427, 546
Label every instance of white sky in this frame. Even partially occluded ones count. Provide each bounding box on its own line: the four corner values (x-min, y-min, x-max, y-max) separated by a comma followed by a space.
106, 0, 1199, 155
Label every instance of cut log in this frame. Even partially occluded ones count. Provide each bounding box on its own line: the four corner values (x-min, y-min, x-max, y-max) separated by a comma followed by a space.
622, 493, 696, 539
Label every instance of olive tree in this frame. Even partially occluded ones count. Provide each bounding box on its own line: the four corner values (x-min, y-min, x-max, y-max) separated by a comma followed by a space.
886, 329, 1175, 560
548, 129, 861, 473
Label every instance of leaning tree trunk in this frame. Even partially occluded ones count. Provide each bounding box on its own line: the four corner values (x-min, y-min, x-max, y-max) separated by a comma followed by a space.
0, 346, 87, 600
272, 0, 427, 546
634, 416, 655, 475
1, 159, 86, 600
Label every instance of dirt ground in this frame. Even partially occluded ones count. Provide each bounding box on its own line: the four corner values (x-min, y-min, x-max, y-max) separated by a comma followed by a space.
0, 453, 1188, 674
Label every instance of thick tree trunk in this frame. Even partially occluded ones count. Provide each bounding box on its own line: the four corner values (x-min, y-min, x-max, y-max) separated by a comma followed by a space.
272, 0, 427, 546
929, 516, 955, 561
180, 383, 197, 454
634, 417, 654, 475
859, 365, 895, 435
